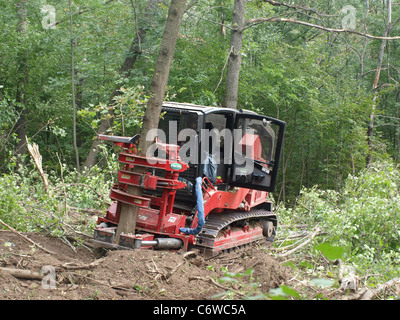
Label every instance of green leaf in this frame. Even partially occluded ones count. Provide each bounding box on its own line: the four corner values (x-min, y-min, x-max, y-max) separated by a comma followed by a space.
281, 285, 301, 298
269, 285, 301, 299
245, 267, 254, 276
268, 287, 287, 298
314, 242, 344, 260
299, 260, 314, 269
219, 276, 238, 283
309, 278, 335, 288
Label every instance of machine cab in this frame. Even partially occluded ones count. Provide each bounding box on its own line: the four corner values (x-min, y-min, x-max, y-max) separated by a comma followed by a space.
157, 103, 285, 196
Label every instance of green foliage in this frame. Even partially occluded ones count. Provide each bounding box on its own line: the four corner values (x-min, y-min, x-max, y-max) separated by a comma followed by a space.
276, 160, 400, 284
213, 267, 265, 300
268, 285, 301, 300
0, 0, 396, 200
0, 150, 117, 240
0, 94, 19, 170
78, 85, 148, 135
314, 242, 344, 261
309, 278, 335, 288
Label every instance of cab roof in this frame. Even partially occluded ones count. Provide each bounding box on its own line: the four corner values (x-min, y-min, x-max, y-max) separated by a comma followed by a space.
162, 101, 258, 116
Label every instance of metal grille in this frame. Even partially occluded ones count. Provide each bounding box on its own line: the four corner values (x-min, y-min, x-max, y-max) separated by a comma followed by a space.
144, 108, 200, 204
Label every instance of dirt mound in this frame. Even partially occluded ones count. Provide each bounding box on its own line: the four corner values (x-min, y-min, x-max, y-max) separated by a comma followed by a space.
0, 230, 291, 300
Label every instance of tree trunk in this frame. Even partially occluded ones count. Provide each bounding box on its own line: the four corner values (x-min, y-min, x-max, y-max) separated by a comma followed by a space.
15, 1, 28, 167
69, 0, 80, 171
114, 0, 187, 242
223, 0, 245, 109
83, 2, 155, 170
366, 0, 392, 166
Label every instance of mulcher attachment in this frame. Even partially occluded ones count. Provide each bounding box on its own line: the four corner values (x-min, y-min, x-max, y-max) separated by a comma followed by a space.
93, 134, 191, 251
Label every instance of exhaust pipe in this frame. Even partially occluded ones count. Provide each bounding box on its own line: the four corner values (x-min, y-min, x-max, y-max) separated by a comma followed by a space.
134, 237, 183, 250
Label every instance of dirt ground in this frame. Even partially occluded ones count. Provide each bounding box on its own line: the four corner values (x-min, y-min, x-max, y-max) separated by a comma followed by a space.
0, 230, 291, 300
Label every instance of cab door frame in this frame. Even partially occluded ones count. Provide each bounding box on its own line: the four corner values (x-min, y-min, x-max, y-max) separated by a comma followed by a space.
229, 112, 286, 193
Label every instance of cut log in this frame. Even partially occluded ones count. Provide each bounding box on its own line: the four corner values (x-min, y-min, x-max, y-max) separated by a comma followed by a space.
0, 267, 42, 280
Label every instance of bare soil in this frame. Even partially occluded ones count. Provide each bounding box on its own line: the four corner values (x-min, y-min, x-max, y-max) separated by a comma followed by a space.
0, 230, 291, 300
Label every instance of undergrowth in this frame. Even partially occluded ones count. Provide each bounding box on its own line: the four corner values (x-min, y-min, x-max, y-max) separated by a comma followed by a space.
272, 160, 400, 299
0, 155, 117, 241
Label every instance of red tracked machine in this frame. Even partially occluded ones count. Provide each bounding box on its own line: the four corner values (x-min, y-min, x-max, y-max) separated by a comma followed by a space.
93, 102, 285, 256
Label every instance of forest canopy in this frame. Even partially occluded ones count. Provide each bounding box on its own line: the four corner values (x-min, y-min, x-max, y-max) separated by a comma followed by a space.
2, 0, 399, 202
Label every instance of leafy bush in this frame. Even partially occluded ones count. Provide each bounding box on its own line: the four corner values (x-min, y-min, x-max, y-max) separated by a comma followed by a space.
0, 153, 117, 240
78, 85, 147, 137
276, 161, 400, 283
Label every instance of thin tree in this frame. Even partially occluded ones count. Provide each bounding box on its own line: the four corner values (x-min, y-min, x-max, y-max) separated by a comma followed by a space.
114, 0, 187, 242
223, 0, 245, 109
69, 0, 80, 171
15, 1, 28, 167
367, 0, 393, 166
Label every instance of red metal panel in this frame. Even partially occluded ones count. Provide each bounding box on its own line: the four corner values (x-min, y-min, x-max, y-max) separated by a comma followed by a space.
118, 233, 155, 249
118, 153, 188, 172
110, 188, 151, 208
143, 174, 158, 189
136, 208, 160, 231
161, 213, 186, 234
118, 170, 186, 190
118, 170, 142, 186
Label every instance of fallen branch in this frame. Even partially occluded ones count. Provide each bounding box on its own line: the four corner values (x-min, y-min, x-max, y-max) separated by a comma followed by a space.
68, 272, 136, 291
276, 226, 321, 258
0, 267, 42, 280
60, 257, 107, 270
164, 261, 184, 282
244, 17, 400, 40
272, 234, 309, 252
0, 219, 55, 255
144, 258, 184, 283
359, 277, 400, 300
341, 277, 400, 300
